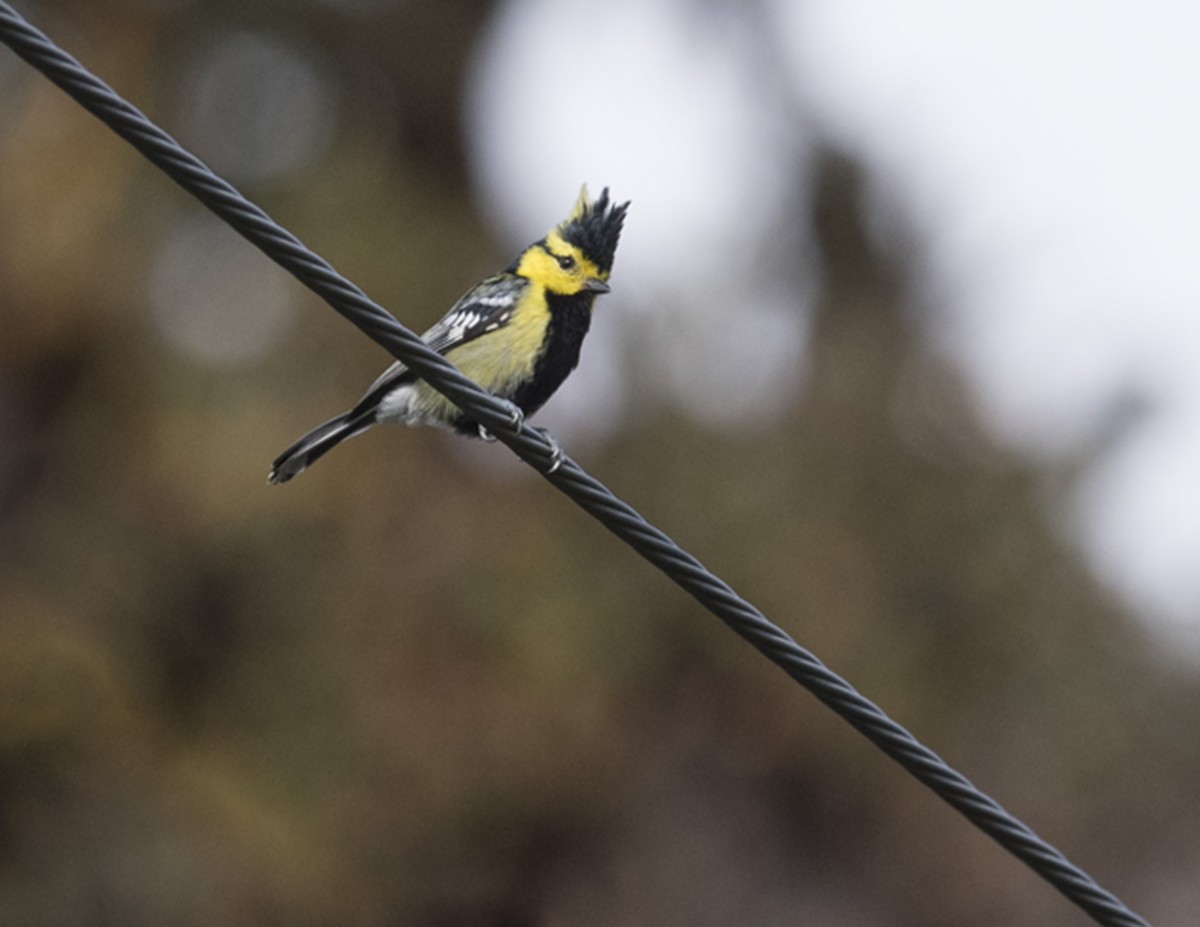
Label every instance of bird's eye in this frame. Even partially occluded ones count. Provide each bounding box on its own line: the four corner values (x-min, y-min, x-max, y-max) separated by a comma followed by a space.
556, 254, 576, 271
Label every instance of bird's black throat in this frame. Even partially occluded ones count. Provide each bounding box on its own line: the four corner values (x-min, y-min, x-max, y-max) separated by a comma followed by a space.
452, 291, 595, 435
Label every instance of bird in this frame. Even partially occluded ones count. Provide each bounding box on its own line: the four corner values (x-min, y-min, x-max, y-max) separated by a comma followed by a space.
268, 185, 629, 484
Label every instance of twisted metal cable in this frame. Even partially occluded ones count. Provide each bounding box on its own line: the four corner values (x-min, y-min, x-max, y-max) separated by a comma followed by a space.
0, 7, 1149, 926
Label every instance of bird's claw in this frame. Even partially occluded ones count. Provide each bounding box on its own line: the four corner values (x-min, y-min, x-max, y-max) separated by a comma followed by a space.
477, 402, 560, 474
532, 427, 564, 475
496, 393, 525, 429
477, 400, 525, 442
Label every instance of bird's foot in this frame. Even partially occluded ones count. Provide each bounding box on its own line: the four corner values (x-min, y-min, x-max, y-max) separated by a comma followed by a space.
531, 427, 564, 475
477, 399, 525, 442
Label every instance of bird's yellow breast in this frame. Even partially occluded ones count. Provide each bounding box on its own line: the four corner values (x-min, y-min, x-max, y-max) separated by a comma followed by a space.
407, 288, 551, 424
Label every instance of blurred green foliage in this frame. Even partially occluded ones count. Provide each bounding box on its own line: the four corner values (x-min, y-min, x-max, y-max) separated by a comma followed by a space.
0, 2, 1197, 925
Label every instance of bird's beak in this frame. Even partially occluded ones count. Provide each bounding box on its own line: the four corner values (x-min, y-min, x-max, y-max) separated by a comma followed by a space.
581, 276, 611, 294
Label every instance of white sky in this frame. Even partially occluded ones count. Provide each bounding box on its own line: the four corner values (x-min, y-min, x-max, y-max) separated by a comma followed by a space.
778, 1, 1200, 641
468, 0, 1200, 642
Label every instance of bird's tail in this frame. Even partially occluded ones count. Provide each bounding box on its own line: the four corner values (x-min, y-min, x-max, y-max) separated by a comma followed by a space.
268, 410, 374, 484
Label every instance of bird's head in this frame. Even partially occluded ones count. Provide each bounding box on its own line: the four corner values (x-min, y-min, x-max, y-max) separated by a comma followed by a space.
517, 185, 630, 297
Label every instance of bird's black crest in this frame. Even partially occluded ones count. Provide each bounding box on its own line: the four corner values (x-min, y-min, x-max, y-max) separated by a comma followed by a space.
557, 187, 630, 275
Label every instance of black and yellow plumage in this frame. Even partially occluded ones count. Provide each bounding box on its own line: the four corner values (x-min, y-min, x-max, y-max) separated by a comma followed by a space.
269, 186, 629, 484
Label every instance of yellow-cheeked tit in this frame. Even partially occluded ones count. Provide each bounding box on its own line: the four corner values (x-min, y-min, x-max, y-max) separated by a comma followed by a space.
269, 186, 629, 484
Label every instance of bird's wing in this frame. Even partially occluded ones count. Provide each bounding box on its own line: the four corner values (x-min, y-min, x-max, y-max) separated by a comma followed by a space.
419, 274, 528, 355
349, 274, 528, 415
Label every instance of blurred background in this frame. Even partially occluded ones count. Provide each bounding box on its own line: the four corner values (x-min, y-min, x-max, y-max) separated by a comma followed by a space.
1, 0, 1198, 924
